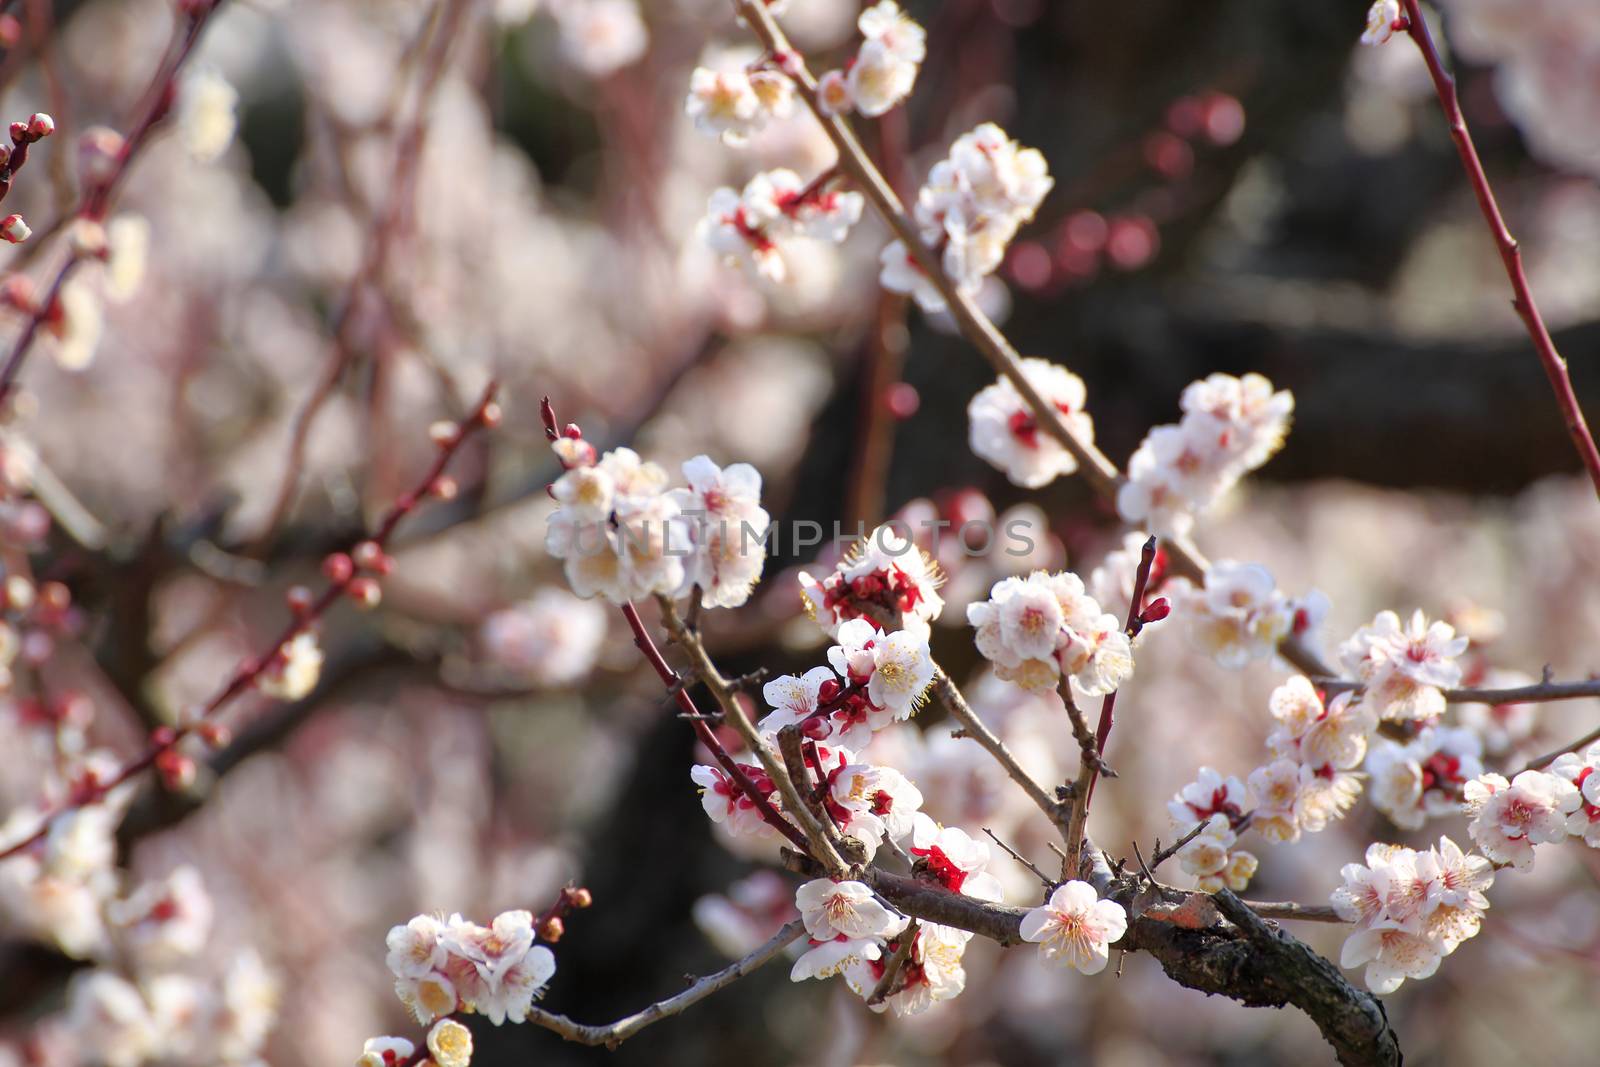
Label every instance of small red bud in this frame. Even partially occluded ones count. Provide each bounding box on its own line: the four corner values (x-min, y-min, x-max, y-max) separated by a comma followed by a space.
8, 122, 26, 145
431, 475, 458, 501
1141, 597, 1172, 623
562, 423, 583, 439
539, 397, 559, 439
26, 113, 53, 139
800, 715, 832, 740
884, 382, 920, 420
0, 214, 31, 244
347, 577, 382, 610
321, 552, 355, 584
155, 749, 196, 791
539, 916, 565, 942
480, 401, 503, 429
568, 887, 593, 909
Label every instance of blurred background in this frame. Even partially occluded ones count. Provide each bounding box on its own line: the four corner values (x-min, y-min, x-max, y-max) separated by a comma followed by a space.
2, 0, 1600, 1064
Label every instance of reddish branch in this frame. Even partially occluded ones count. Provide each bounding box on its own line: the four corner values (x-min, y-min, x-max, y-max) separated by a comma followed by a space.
1084, 536, 1159, 809
1399, 0, 1600, 498
0, 382, 501, 864
0, 0, 224, 408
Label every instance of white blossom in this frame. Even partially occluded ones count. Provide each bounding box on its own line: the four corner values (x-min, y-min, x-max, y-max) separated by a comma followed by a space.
1338, 609, 1469, 722
967, 570, 1132, 696
967, 359, 1095, 488
1462, 770, 1580, 871
1019, 880, 1128, 974
799, 524, 944, 638
1362, 0, 1403, 46
1549, 741, 1600, 846
795, 879, 908, 941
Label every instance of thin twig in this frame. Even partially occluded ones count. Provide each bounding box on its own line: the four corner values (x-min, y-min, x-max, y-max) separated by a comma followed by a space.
1399, 0, 1600, 499
1523, 724, 1600, 773
930, 664, 1065, 833
1084, 535, 1158, 812
1148, 821, 1209, 871
983, 827, 1054, 889
521, 920, 805, 1048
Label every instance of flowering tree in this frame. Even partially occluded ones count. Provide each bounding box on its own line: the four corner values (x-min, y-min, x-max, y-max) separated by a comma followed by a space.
2, 1, 1600, 1065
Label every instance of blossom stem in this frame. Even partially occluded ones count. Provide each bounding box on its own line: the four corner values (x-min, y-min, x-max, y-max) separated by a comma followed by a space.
729, 0, 1333, 680
616, 599, 810, 854
931, 663, 1066, 833
1083, 536, 1158, 812
1317, 675, 1600, 706
1399, 0, 1600, 499
0, 382, 501, 863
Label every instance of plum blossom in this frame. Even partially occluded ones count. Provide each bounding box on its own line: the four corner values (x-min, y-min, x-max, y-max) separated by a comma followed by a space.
690, 762, 781, 840
1266, 677, 1378, 771
967, 358, 1096, 488
881, 124, 1052, 311
967, 570, 1132, 696
105, 865, 212, 966
427, 1018, 473, 1067
1338, 610, 1469, 722
1365, 726, 1483, 831
844, 923, 972, 1016
1549, 741, 1600, 847
849, 2, 926, 115
795, 879, 908, 941
553, 0, 647, 77
1118, 374, 1294, 536
256, 631, 324, 701
388, 911, 556, 1026
799, 524, 944, 638
1176, 813, 1258, 893
178, 69, 237, 162
1362, 0, 1403, 46
358, 1037, 416, 1067
908, 813, 1005, 902
790, 934, 881, 981
545, 446, 690, 603
1171, 561, 1324, 669
701, 169, 865, 284
1020, 880, 1128, 974
1332, 837, 1492, 993
1462, 769, 1580, 871
1167, 767, 1249, 829
670, 455, 770, 608
829, 618, 934, 719
684, 49, 795, 144
827, 761, 924, 841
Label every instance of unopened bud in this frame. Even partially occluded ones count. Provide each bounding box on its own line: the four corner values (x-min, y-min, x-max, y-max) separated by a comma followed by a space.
321, 552, 354, 584
0, 214, 30, 244
562, 423, 583, 439
197, 721, 232, 748
1140, 597, 1172, 624
428, 420, 460, 448
480, 401, 502, 429
8, 122, 26, 146
431, 475, 458, 501
286, 585, 315, 615
155, 748, 196, 791
351, 540, 383, 570
539, 916, 565, 942
347, 576, 382, 609
26, 113, 53, 139
568, 887, 593, 909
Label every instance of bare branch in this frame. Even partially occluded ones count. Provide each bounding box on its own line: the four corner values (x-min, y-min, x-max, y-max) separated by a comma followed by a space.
522, 920, 805, 1049
1319, 675, 1600, 706
931, 665, 1065, 834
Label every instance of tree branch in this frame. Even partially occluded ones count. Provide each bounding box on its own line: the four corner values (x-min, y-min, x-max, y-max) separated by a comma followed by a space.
522, 920, 805, 1049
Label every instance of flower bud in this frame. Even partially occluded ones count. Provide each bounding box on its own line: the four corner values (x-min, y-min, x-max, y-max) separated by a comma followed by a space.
431, 475, 458, 501
428, 420, 460, 448
1140, 597, 1172, 624
480, 401, 503, 429
568, 887, 593, 909
7, 122, 25, 145
351, 540, 383, 570
68, 219, 108, 257
0, 214, 31, 244
26, 113, 53, 139
197, 721, 231, 748
539, 916, 565, 942
286, 585, 315, 615
347, 577, 382, 609
321, 552, 354, 584
155, 749, 196, 791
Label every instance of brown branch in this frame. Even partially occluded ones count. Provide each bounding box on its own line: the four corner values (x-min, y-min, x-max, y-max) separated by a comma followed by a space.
1318, 674, 1600, 706
1523, 724, 1600, 773
931, 664, 1066, 834
1400, 0, 1600, 499
522, 920, 804, 1049
866, 918, 919, 1006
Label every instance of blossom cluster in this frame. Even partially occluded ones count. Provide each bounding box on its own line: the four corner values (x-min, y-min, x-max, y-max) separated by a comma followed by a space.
813, 1, 927, 119
1332, 836, 1492, 993
881, 123, 1054, 312
700, 168, 865, 283
966, 569, 1134, 697
758, 617, 935, 749
966, 358, 1096, 489
1462, 768, 1580, 871
1117, 373, 1294, 538
684, 47, 796, 145
386, 910, 557, 1027
1253, 676, 1374, 841
1169, 560, 1327, 669
1365, 725, 1483, 830
1167, 769, 1258, 892
1338, 609, 1469, 722
546, 439, 770, 608
788, 814, 1007, 1015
